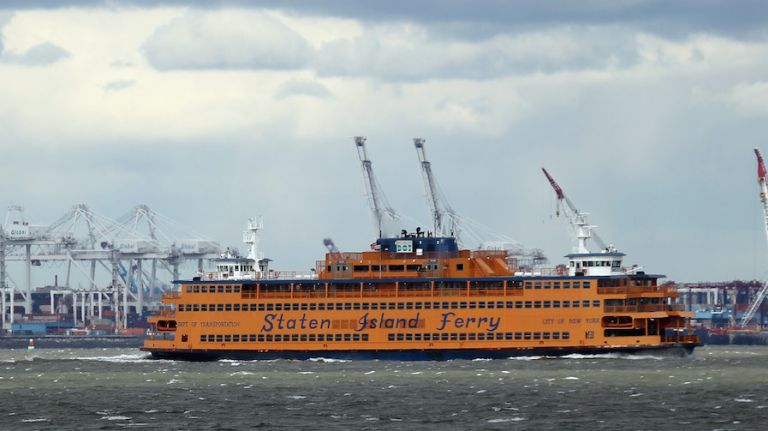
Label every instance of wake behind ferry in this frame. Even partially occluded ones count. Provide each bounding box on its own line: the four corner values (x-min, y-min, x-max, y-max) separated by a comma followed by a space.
141, 139, 699, 360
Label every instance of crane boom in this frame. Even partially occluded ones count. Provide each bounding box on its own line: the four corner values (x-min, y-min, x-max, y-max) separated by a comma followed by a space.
541, 168, 608, 253
741, 148, 768, 328
354, 137, 399, 238
413, 138, 459, 238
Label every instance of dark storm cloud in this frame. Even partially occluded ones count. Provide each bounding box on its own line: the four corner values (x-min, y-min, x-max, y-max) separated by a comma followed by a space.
0, 1, 766, 40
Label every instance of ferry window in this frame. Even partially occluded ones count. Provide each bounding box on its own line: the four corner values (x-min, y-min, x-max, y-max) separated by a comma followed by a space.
217, 304, 224, 311
460, 302, 468, 309
274, 335, 282, 342
442, 302, 450, 309
507, 301, 515, 308
234, 286, 241, 293
582, 282, 590, 289
224, 335, 232, 342
317, 334, 325, 342
201, 304, 207, 312
479, 302, 486, 309
572, 301, 580, 308
415, 302, 423, 310
209, 304, 216, 311
487, 302, 495, 309
193, 286, 200, 293
192, 304, 200, 312
543, 332, 551, 340
414, 334, 422, 341
386, 303, 394, 310
218, 286, 224, 293
335, 334, 343, 341
405, 333, 413, 341
459, 333, 467, 341
201, 286, 207, 293
563, 332, 570, 340
308, 304, 316, 311
389, 265, 404, 271
344, 303, 352, 310
318, 303, 325, 311
450, 333, 458, 341
225, 304, 232, 311
354, 265, 369, 272
371, 265, 381, 271
524, 332, 532, 340
257, 304, 265, 311
424, 303, 431, 310
258, 335, 265, 342
406, 264, 421, 271
309, 334, 316, 342
582, 300, 590, 307
298, 334, 307, 342
200, 335, 206, 342
353, 303, 361, 310
233, 335, 240, 342
563, 282, 570, 289
370, 303, 378, 310
543, 301, 551, 308
496, 333, 504, 340
249, 335, 256, 342
469, 333, 476, 341
593, 300, 600, 307
534, 282, 542, 289
477, 333, 484, 341
544, 282, 551, 289
450, 302, 458, 308
292, 304, 299, 311
422, 334, 430, 341
554, 282, 561, 289
496, 301, 504, 308
394, 302, 404, 310
216, 335, 223, 342
186, 286, 192, 293
573, 281, 580, 289
534, 301, 542, 308
225, 286, 232, 293
562, 301, 570, 308
553, 301, 561, 308
456, 263, 464, 271
524, 282, 532, 289
388, 334, 395, 341
301, 303, 308, 311
233, 304, 240, 311
441, 333, 449, 341
406, 303, 414, 310
292, 334, 299, 342
275, 304, 283, 311
267, 304, 275, 311
353, 334, 360, 341
523, 301, 531, 308
553, 332, 560, 340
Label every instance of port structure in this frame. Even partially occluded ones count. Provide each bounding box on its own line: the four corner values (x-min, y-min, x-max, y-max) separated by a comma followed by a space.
542, 168, 611, 254
354, 136, 402, 239
741, 149, 768, 328
0, 204, 221, 333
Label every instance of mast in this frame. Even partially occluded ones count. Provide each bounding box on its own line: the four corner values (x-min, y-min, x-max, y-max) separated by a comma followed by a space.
741, 148, 768, 328
355, 137, 399, 238
542, 168, 609, 253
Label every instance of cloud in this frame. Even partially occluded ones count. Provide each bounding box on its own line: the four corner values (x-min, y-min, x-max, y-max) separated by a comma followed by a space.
2, 41, 70, 65
142, 10, 313, 70
274, 78, 333, 99
103, 79, 136, 92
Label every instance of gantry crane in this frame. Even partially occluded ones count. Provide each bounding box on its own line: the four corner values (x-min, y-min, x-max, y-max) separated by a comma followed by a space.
542, 168, 610, 254
413, 138, 459, 239
741, 148, 768, 328
354, 137, 400, 238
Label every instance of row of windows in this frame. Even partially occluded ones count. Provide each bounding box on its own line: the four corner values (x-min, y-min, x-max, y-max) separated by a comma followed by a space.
176, 299, 602, 313
200, 333, 369, 343
524, 281, 589, 289
387, 331, 571, 341
186, 280, 593, 294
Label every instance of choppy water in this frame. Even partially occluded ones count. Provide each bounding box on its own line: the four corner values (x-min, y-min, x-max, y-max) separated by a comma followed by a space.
0, 346, 766, 430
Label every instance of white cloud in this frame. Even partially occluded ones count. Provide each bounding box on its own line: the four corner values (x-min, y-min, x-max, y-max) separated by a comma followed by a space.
275, 78, 333, 99
2, 41, 70, 65
142, 10, 313, 70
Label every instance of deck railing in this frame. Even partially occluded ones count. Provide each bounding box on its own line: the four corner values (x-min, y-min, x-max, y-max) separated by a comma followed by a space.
604, 304, 685, 313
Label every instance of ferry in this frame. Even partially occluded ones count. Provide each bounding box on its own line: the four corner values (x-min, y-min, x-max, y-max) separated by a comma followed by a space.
141, 222, 699, 360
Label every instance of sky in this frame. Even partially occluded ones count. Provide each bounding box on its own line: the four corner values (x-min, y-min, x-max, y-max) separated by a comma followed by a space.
1, 1, 768, 284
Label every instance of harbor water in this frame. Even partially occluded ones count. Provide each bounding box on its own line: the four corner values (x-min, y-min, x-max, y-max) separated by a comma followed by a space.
1, 345, 766, 430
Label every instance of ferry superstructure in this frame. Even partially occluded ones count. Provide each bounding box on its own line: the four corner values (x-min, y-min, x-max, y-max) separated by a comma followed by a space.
141, 227, 698, 360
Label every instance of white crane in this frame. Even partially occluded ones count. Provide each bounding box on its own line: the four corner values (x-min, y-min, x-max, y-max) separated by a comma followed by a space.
542, 168, 610, 254
413, 138, 459, 239
741, 148, 768, 328
354, 137, 400, 238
